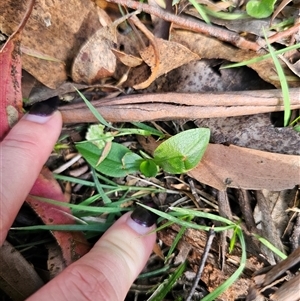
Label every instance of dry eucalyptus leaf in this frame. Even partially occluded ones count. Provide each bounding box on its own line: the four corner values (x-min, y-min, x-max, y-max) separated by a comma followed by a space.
188, 144, 300, 191
171, 29, 300, 88
134, 38, 199, 89
0, 0, 104, 88
0, 241, 44, 300
195, 113, 300, 155
72, 13, 138, 84
146, 59, 272, 93
112, 48, 143, 67
71, 28, 117, 84
280, 55, 300, 77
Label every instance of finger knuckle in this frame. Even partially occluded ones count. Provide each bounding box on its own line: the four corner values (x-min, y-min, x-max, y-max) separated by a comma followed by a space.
60, 263, 117, 301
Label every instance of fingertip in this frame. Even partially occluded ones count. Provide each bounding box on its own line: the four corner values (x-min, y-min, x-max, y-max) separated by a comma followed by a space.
127, 207, 157, 234
23, 109, 62, 126
23, 97, 59, 124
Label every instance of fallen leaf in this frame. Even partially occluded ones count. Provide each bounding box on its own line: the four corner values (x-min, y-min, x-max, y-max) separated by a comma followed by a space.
71, 26, 116, 84
145, 59, 273, 93
0, 0, 104, 88
135, 38, 199, 89
271, 0, 293, 23
71, 12, 138, 84
27, 168, 91, 266
188, 144, 300, 191
0, 21, 23, 140
171, 29, 300, 88
195, 113, 300, 155
279, 54, 300, 78
0, 241, 44, 301
112, 48, 143, 67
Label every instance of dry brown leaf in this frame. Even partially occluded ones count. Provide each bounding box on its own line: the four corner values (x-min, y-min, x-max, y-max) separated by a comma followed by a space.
71, 25, 117, 84
171, 29, 300, 88
134, 38, 199, 89
280, 54, 300, 77
0, 0, 104, 88
111, 48, 143, 67
0, 241, 44, 300
71, 12, 140, 84
271, 0, 293, 23
188, 144, 300, 191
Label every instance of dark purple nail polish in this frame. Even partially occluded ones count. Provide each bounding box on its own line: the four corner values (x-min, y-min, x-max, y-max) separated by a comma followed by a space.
28, 97, 58, 116
130, 207, 157, 228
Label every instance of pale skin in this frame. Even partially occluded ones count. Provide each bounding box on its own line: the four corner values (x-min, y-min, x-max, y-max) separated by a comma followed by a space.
0, 111, 156, 301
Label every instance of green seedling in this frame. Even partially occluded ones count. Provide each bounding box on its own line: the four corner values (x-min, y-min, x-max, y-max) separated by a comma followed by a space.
75, 90, 210, 178
153, 128, 210, 174
77, 127, 210, 178
289, 116, 300, 132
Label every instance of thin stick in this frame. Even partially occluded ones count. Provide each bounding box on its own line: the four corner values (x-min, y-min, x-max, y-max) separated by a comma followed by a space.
106, 0, 261, 51
60, 88, 300, 123
268, 22, 300, 44
185, 226, 215, 301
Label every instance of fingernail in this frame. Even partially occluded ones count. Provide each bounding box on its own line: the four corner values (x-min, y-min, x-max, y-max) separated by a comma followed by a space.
126, 207, 157, 235
24, 97, 58, 124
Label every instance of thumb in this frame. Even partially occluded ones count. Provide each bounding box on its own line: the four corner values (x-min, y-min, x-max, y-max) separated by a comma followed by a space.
27, 208, 157, 301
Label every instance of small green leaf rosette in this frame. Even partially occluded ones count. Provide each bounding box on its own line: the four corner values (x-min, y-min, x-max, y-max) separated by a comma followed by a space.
153, 128, 210, 174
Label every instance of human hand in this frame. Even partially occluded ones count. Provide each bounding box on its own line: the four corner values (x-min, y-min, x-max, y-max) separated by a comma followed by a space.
0, 100, 157, 301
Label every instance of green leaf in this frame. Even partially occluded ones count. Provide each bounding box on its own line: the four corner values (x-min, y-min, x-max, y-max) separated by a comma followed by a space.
76, 142, 141, 177
246, 0, 277, 19
293, 124, 300, 132
253, 234, 287, 259
139, 159, 158, 177
85, 124, 114, 149
153, 128, 210, 174
131, 122, 164, 138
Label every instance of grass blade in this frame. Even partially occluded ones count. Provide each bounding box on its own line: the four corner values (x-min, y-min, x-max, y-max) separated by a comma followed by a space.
221, 43, 300, 69
147, 261, 187, 301
263, 29, 291, 126
30, 196, 128, 213
11, 223, 112, 232
75, 88, 117, 129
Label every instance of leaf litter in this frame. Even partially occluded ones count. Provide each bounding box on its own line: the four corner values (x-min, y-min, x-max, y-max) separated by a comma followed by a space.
1, 0, 300, 300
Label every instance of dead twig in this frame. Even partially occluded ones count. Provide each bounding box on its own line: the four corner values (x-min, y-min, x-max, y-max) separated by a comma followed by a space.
106, 0, 261, 51
267, 22, 300, 45
185, 226, 215, 301
60, 88, 300, 123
